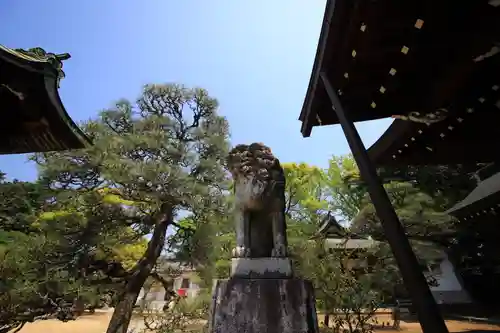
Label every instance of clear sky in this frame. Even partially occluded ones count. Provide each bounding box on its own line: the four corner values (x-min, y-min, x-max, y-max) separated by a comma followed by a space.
0, 0, 392, 181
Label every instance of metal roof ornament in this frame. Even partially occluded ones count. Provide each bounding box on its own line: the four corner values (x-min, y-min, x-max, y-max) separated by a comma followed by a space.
391, 109, 448, 125
473, 44, 500, 62
12, 47, 70, 87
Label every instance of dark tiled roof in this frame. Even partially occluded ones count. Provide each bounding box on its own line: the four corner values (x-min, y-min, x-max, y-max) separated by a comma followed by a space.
0, 45, 91, 154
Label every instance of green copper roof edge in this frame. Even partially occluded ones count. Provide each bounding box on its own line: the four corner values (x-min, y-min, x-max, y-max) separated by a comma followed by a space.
0, 45, 70, 86
0, 45, 56, 76
0, 45, 48, 63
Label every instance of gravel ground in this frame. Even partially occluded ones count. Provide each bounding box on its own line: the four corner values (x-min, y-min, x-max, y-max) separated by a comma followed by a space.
17, 311, 500, 333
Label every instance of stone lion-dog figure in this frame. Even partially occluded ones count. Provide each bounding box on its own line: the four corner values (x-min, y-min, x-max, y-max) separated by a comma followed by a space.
227, 143, 288, 258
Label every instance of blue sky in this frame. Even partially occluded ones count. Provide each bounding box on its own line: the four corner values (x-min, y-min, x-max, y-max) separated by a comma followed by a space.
0, 0, 391, 181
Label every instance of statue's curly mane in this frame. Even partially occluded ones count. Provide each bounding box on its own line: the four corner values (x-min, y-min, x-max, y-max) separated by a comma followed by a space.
227, 143, 281, 182
227, 143, 288, 259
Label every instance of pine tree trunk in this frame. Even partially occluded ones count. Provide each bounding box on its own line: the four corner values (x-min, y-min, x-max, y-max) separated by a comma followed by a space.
106, 206, 172, 333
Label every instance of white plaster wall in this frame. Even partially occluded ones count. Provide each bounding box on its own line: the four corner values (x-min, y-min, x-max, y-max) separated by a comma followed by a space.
173, 275, 200, 297
429, 259, 463, 292
426, 257, 471, 304
136, 274, 201, 307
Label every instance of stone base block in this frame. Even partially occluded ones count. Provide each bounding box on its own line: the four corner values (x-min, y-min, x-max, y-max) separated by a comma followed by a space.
209, 278, 319, 333
231, 257, 293, 278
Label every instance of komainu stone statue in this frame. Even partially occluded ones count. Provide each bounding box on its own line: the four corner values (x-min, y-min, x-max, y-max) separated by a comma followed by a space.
227, 142, 287, 259
208, 143, 319, 333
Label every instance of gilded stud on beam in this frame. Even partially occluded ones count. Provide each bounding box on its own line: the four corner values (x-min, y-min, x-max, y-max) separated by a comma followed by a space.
448, 125, 454, 130
389, 68, 397, 76
467, 108, 474, 113
401, 46, 410, 55
316, 114, 323, 125
379, 86, 386, 94
360, 23, 367, 32
344, 72, 349, 79
414, 19, 424, 29
352, 50, 357, 58
371, 101, 377, 108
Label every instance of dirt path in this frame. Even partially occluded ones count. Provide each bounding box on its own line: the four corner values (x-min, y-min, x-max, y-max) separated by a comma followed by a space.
17, 311, 500, 333
18, 310, 145, 333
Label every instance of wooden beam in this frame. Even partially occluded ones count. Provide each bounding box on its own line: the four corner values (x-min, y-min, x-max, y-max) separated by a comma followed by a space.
319, 71, 449, 333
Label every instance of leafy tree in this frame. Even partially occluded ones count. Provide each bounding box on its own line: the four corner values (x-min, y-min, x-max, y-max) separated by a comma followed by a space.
0, 178, 70, 333
324, 155, 366, 221
282, 163, 328, 259
282, 156, 366, 225
282, 158, 369, 272
378, 164, 500, 306
171, 203, 233, 285
377, 164, 477, 211
296, 239, 397, 333
283, 162, 328, 222
0, 181, 148, 333
33, 83, 230, 333
139, 295, 209, 333
0, 178, 47, 235
350, 181, 457, 249
0, 230, 84, 333
285, 159, 447, 324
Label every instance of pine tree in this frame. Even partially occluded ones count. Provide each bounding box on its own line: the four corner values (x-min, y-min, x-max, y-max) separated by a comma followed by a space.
34, 83, 230, 333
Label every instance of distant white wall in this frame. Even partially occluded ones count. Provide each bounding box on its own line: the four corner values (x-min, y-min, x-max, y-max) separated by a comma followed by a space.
136, 272, 201, 309
428, 259, 462, 291
426, 256, 471, 304
323, 237, 472, 305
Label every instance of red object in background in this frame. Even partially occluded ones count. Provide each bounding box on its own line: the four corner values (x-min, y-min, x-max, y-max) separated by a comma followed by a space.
177, 288, 187, 297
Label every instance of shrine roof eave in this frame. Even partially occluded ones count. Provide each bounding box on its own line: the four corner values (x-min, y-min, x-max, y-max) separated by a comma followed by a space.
367, 47, 500, 167
446, 172, 500, 218
367, 87, 500, 167
0, 45, 92, 154
299, 0, 500, 138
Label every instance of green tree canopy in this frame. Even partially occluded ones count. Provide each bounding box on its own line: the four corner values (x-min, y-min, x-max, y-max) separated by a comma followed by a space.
0, 179, 148, 333
350, 181, 458, 249
33, 83, 230, 333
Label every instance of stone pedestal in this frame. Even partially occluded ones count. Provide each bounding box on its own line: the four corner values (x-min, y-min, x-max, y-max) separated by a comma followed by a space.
209, 278, 319, 333
231, 257, 293, 278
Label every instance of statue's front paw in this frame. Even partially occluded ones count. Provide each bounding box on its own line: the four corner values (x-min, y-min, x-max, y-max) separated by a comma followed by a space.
233, 246, 250, 258
271, 245, 287, 258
